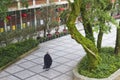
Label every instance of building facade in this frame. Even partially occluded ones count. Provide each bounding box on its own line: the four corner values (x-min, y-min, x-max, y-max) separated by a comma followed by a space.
0, 0, 70, 32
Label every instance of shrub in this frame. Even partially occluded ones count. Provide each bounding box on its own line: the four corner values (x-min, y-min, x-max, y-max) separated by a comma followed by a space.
0, 39, 39, 68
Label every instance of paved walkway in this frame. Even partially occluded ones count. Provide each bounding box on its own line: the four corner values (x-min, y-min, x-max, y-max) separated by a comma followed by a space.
0, 23, 116, 80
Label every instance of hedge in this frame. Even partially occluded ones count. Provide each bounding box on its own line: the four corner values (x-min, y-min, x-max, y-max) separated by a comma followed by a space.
0, 38, 39, 68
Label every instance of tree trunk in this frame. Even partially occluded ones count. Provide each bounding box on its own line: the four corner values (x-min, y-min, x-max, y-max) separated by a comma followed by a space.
114, 27, 120, 55
81, 9, 95, 43
43, 28, 46, 37
97, 17, 105, 52
43, 23, 47, 37
67, 0, 100, 69
84, 22, 95, 43
97, 27, 103, 52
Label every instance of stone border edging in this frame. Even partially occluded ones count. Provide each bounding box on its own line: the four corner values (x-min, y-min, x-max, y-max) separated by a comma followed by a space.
73, 63, 120, 80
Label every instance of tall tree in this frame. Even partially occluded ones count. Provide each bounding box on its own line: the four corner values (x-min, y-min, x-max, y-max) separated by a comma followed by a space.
80, 0, 95, 43
39, 3, 58, 37
114, 22, 120, 55
67, 0, 100, 69
80, 0, 115, 52
114, 0, 120, 55
95, 0, 114, 52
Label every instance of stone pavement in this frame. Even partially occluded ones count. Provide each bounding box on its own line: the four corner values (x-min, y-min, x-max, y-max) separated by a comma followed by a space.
0, 23, 116, 80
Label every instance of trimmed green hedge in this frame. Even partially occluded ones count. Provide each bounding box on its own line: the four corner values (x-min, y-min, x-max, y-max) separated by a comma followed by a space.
0, 38, 39, 68
78, 47, 120, 78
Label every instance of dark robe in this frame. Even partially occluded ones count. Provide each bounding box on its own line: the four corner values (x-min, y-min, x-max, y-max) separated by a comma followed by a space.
43, 53, 52, 69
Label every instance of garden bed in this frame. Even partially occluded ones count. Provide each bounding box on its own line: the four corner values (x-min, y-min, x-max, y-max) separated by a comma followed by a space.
0, 39, 39, 71
73, 47, 120, 80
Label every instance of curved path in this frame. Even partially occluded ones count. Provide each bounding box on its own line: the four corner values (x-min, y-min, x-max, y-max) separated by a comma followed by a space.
0, 23, 116, 80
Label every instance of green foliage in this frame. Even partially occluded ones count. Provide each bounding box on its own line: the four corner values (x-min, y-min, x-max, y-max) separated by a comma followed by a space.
0, 26, 36, 45
0, 39, 39, 67
100, 47, 114, 54
38, 4, 58, 37
60, 9, 70, 24
21, 0, 28, 8
80, 0, 117, 45
0, 0, 28, 18
85, 0, 117, 33
0, 0, 12, 18
49, 21, 59, 28
78, 47, 120, 78
0, 31, 16, 45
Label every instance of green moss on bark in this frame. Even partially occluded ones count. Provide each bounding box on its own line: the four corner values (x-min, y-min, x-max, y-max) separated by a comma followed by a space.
67, 0, 101, 69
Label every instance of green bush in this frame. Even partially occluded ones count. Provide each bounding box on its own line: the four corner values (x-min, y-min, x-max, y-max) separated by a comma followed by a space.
0, 39, 39, 68
78, 47, 120, 78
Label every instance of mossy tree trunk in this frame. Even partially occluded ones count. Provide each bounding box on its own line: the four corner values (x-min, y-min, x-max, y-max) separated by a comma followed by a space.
83, 21, 95, 43
67, 0, 100, 69
97, 17, 106, 52
97, 27, 103, 52
81, 8, 95, 43
114, 22, 120, 55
